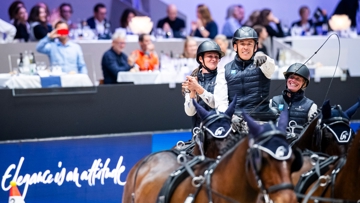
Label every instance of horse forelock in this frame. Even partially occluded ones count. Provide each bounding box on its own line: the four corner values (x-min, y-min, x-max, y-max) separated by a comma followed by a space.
219, 132, 248, 155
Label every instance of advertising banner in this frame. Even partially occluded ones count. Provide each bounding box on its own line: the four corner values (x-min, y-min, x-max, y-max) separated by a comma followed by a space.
0, 134, 152, 203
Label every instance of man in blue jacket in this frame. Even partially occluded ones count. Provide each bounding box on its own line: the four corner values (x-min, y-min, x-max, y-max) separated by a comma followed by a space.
214, 26, 276, 120
101, 32, 134, 84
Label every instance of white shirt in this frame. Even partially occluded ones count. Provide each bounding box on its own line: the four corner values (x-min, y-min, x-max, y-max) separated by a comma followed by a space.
184, 90, 215, 116
214, 55, 275, 112
0, 19, 16, 43
95, 19, 105, 34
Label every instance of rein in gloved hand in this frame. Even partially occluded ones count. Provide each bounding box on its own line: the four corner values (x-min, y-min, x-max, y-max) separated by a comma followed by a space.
253, 51, 267, 66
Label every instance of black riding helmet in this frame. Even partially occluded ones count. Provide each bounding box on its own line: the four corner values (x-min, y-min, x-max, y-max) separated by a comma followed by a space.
196, 40, 225, 73
232, 26, 258, 45
283, 63, 310, 88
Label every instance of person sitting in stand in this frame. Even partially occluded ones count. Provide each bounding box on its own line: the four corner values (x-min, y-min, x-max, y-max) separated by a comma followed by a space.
253, 25, 269, 55
101, 32, 133, 84
156, 4, 186, 38
115, 8, 137, 35
59, 3, 76, 29
86, 3, 111, 39
13, 6, 30, 42
222, 5, 242, 39
255, 9, 285, 38
28, 5, 52, 41
214, 34, 236, 71
190, 4, 218, 39
0, 18, 16, 43
270, 63, 317, 141
36, 20, 87, 74
180, 37, 197, 59
128, 33, 159, 72
8, 1, 25, 24
182, 40, 224, 129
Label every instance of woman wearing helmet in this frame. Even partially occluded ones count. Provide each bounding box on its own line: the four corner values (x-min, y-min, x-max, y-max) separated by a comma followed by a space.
182, 40, 224, 128
270, 63, 318, 140
214, 26, 276, 119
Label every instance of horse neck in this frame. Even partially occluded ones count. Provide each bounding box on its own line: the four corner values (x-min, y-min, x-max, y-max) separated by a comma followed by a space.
334, 131, 360, 199
294, 118, 319, 151
339, 131, 360, 176
212, 137, 259, 202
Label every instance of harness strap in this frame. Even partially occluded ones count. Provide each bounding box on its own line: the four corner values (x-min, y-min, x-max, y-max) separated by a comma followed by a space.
296, 193, 360, 203
295, 155, 338, 199
267, 183, 294, 193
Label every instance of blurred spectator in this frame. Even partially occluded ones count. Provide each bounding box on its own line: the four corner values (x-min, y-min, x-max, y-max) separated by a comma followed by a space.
102, 32, 132, 84
291, 6, 314, 36
8, 1, 25, 23
222, 5, 242, 38
59, 3, 75, 29
190, 4, 218, 39
256, 9, 285, 38
181, 37, 197, 58
291, 6, 328, 36
156, 4, 186, 38
87, 3, 111, 39
115, 8, 137, 35
253, 25, 268, 55
244, 10, 260, 27
214, 34, 235, 70
237, 5, 245, 25
28, 5, 52, 41
129, 34, 159, 71
36, 2, 53, 23
13, 6, 30, 42
333, 0, 359, 28
0, 18, 16, 43
36, 20, 87, 74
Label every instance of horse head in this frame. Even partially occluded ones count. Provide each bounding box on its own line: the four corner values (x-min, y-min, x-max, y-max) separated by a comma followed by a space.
317, 98, 360, 155
242, 109, 301, 203
192, 96, 237, 158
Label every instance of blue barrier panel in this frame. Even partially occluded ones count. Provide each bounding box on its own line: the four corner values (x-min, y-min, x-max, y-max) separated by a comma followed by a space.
0, 135, 152, 203
152, 131, 192, 152
350, 121, 360, 133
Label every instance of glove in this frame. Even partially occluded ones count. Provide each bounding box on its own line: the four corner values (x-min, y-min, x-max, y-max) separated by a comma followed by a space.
253, 52, 267, 67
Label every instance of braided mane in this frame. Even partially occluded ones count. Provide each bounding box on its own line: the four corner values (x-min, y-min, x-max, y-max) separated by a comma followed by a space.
219, 132, 247, 155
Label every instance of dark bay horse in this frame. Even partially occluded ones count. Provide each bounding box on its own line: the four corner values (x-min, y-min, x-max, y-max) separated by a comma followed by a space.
300, 130, 360, 203
187, 97, 240, 159
122, 107, 302, 203
292, 99, 360, 155
290, 98, 360, 201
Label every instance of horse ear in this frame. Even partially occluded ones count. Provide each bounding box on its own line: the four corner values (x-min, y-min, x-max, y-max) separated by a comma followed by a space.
345, 97, 360, 119
242, 112, 263, 139
193, 99, 209, 121
278, 108, 289, 132
224, 95, 237, 117
322, 100, 331, 119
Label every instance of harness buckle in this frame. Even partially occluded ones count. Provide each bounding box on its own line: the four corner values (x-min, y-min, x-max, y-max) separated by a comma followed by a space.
177, 154, 187, 164
176, 141, 185, 149
319, 175, 331, 187
192, 175, 204, 187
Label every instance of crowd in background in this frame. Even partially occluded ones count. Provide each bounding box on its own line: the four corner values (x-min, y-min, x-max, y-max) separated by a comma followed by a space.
2, 0, 356, 43
0, 0, 358, 84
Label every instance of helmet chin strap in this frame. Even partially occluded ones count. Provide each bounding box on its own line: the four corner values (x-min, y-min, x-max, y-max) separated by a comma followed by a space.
200, 55, 217, 73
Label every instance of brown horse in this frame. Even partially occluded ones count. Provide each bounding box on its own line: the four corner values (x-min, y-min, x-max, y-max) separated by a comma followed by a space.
188, 97, 242, 159
122, 108, 301, 203
291, 98, 360, 202
299, 130, 360, 203
292, 99, 360, 155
